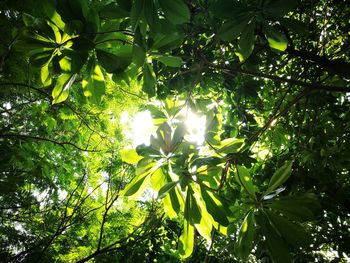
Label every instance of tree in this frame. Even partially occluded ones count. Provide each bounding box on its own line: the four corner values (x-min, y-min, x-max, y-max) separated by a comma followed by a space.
1, 0, 350, 262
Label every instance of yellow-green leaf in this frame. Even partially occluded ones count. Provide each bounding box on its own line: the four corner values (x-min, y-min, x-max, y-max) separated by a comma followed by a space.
263, 24, 288, 51
217, 138, 244, 154
120, 148, 143, 164
178, 218, 194, 258
52, 73, 76, 104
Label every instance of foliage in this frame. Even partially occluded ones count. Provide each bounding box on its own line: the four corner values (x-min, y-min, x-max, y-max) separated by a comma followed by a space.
1, 0, 350, 262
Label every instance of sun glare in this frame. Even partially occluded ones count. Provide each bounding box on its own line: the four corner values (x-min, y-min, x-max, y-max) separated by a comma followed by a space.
122, 106, 207, 148
121, 110, 156, 147
183, 110, 206, 145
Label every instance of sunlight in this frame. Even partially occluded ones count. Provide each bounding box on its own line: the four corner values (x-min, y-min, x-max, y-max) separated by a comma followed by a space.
122, 106, 207, 148
183, 110, 206, 145
121, 110, 156, 147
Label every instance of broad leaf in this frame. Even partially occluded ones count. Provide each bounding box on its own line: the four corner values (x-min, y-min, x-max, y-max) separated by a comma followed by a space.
218, 14, 252, 41
264, 212, 292, 263
263, 24, 288, 51
153, 55, 183, 67
159, 0, 190, 25
144, 0, 159, 32
265, 210, 312, 248
130, 0, 143, 30
52, 73, 76, 104
201, 188, 229, 226
265, 161, 293, 195
267, 194, 318, 221
136, 145, 161, 157
120, 148, 143, 164
264, 0, 298, 17
236, 165, 256, 197
189, 188, 201, 224
40, 63, 52, 86
96, 49, 131, 73
157, 181, 178, 199
123, 172, 150, 197
178, 218, 194, 258
236, 22, 255, 61
179, 189, 196, 258
217, 138, 244, 154
143, 63, 156, 97
234, 210, 255, 259
82, 60, 105, 104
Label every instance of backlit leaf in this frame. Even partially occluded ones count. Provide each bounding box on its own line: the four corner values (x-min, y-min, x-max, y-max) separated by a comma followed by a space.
236, 165, 256, 197
234, 210, 255, 259
201, 188, 229, 226
153, 55, 183, 67
178, 218, 194, 258
157, 181, 178, 199
265, 161, 293, 196
217, 138, 244, 154
52, 73, 76, 104
120, 148, 143, 164
263, 24, 288, 51
236, 22, 255, 61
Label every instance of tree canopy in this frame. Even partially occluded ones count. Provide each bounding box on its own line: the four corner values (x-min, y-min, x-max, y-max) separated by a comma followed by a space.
1, 0, 350, 262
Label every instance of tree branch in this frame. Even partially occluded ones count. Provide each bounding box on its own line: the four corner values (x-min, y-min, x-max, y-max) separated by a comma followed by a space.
0, 133, 101, 152
208, 63, 350, 92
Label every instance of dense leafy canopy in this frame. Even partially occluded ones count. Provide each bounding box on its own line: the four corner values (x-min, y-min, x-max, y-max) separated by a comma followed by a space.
1, 0, 350, 262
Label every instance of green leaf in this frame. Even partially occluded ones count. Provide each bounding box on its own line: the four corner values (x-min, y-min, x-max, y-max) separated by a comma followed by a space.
159, 0, 190, 25
30, 51, 53, 68
123, 172, 149, 197
52, 73, 76, 104
157, 181, 178, 199
82, 60, 105, 104
152, 32, 184, 52
192, 157, 224, 168
201, 188, 229, 226
234, 210, 255, 259
136, 145, 161, 157
265, 210, 312, 248
123, 158, 160, 197
146, 105, 167, 119
171, 124, 185, 146
235, 22, 255, 62
189, 190, 201, 224
263, 24, 288, 51
263, 212, 292, 263
153, 55, 183, 67
99, 3, 129, 19
265, 161, 293, 195
178, 218, 194, 258
120, 148, 143, 164
217, 138, 244, 154
47, 10, 66, 31
267, 194, 318, 221
143, 0, 159, 32
280, 18, 309, 36
236, 165, 256, 197
209, 0, 247, 18
218, 15, 252, 41
40, 63, 52, 86
96, 49, 131, 73
142, 63, 156, 97
130, 0, 143, 30
168, 186, 181, 213
264, 0, 298, 17
132, 44, 146, 68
